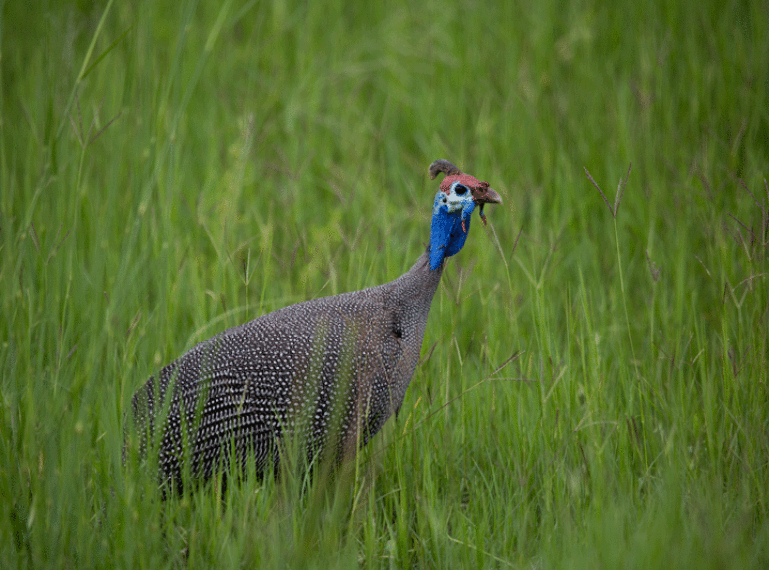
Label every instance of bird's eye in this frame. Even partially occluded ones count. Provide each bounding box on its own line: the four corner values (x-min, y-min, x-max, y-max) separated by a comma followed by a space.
454, 184, 467, 195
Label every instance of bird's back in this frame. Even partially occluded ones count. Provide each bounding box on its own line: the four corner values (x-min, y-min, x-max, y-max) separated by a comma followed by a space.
129, 251, 442, 489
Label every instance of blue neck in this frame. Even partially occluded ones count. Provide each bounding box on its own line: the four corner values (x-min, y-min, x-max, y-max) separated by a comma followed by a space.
428, 200, 475, 270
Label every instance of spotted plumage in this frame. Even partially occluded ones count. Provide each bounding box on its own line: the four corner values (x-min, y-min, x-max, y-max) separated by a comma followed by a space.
127, 160, 501, 492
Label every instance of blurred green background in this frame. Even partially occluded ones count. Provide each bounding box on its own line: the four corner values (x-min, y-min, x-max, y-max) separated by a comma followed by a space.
2, 0, 767, 568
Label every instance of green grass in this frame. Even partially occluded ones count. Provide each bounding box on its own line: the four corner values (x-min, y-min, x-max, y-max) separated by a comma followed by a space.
2, 0, 768, 567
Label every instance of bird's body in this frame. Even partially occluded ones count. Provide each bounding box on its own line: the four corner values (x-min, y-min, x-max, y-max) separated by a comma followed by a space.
128, 160, 500, 492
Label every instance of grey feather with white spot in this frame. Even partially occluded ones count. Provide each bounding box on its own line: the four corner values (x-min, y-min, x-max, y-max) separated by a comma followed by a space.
130, 250, 442, 490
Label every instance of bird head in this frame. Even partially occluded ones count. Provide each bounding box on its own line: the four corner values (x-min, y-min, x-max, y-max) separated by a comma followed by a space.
427, 159, 502, 270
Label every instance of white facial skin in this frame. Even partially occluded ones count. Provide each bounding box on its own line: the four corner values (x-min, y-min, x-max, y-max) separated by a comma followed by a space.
433, 181, 476, 217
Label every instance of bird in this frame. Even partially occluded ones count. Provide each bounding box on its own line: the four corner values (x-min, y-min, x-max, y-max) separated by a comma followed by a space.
127, 159, 502, 493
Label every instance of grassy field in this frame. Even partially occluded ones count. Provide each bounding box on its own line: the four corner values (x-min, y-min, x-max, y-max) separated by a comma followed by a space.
2, 0, 768, 567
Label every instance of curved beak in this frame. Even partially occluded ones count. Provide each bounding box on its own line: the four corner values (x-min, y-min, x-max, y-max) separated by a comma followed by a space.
476, 187, 502, 205
473, 187, 502, 225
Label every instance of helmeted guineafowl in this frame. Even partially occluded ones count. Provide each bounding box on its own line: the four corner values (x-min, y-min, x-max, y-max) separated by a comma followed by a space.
127, 159, 501, 492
